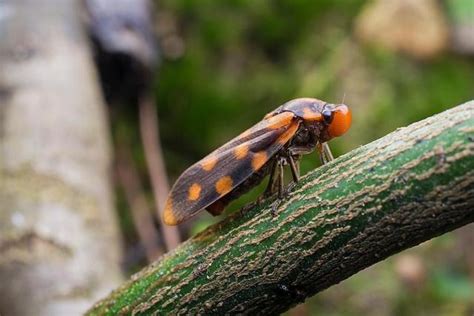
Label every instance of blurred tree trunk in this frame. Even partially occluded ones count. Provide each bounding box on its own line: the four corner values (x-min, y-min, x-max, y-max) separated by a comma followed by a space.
0, 1, 123, 315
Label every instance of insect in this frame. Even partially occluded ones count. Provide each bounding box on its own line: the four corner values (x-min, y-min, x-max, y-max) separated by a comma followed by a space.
163, 98, 351, 225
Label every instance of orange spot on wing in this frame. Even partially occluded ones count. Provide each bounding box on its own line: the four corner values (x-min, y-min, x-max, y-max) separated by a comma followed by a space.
252, 151, 268, 171
215, 176, 233, 195
163, 198, 178, 225
302, 107, 323, 121
267, 112, 294, 129
234, 144, 249, 159
188, 183, 202, 201
201, 155, 218, 171
278, 122, 299, 144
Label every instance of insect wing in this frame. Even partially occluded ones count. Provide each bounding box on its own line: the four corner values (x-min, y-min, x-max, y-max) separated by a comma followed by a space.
163, 112, 300, 225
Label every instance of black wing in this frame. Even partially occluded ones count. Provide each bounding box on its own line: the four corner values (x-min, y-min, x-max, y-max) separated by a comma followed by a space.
163, 111, 300, 225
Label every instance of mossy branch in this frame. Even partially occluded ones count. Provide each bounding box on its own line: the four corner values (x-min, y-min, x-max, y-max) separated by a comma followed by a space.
88, 101, 474, 315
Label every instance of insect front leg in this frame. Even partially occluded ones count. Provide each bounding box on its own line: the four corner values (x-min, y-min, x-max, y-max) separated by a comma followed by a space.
322, 142, 334, 162
318, 142, 334, 165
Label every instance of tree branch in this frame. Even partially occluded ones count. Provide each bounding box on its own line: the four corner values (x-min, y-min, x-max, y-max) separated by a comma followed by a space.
88, 101, 474, 315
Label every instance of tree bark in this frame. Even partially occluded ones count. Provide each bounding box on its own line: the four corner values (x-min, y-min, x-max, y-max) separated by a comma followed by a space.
0, 1, 123, 315
88, 101, 474, 315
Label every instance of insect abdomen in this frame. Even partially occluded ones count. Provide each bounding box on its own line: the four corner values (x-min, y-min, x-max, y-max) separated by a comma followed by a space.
206, 158, 275, 215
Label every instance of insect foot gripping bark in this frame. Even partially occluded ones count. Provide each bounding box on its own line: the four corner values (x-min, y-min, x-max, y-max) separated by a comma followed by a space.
163, 98, 352, 225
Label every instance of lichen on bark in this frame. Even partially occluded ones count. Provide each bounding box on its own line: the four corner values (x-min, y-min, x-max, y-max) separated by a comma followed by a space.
88, 101, 474, 315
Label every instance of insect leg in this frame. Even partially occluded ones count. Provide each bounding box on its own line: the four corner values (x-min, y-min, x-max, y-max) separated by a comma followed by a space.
241, 159, 278, 214
263, 159, 279, 197
318, 142, 334, 165
282, 155, 300, 194
270, 157, 296, 216
278, 158, 285, 199
322, 142, 334, 162
289, 146, 313, 156
288, 155, 300, 183
287, 145, 308, 174
317, 143, 325, 165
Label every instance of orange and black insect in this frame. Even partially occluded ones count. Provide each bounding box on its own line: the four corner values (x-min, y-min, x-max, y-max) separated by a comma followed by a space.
163, 98, 352, 225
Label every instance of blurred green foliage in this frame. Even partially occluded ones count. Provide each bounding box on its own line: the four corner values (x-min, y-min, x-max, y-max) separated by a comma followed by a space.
155, 0, 473, 175
117, 0, 474, 314
446, 0, 474, 23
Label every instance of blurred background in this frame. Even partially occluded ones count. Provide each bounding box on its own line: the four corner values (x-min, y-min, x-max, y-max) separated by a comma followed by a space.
1, 0, 473, 315
122, 0, 474, 315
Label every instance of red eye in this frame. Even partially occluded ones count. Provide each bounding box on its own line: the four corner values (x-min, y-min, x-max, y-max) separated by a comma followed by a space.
328, 105, 351, 138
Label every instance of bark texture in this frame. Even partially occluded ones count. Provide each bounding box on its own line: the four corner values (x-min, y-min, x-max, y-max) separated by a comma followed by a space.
0, 1, 123, 315
89, 101, 474, 315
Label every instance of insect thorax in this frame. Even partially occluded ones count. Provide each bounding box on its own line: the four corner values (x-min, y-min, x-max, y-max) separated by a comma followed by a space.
286, 120, 327, 155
